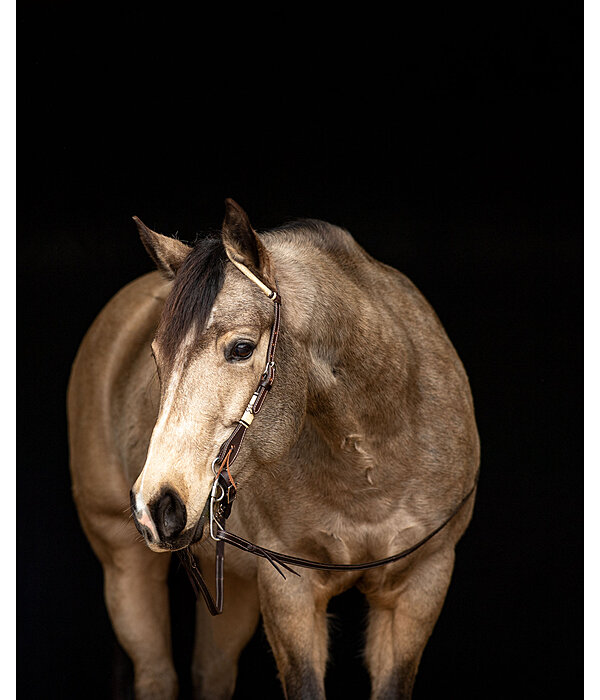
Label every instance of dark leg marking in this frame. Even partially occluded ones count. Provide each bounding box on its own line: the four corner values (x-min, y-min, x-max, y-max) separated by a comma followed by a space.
284, 660, 324, 700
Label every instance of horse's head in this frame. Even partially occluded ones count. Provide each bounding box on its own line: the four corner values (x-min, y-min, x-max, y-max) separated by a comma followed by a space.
130, 199, 306, 552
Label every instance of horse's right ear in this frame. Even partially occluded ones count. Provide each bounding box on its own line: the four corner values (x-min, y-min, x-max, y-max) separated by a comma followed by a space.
133, 216, 191, 279
221, 198, 275, 288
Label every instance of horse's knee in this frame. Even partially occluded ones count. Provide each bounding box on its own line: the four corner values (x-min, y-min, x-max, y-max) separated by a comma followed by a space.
261, 610, 328, 694
191, 664, 236, 700
282, 660, 324, 700
134, 663, 178, 700
371, 670, 416, 700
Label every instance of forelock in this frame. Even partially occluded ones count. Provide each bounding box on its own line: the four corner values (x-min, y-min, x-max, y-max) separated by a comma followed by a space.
157, 234, 227, 366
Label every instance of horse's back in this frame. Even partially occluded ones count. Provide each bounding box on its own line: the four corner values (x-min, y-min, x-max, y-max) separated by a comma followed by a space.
67, 271, 168, 525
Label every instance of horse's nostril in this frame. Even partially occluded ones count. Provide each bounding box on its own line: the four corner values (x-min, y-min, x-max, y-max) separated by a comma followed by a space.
151, 488, 187, 541
162, 500, 177, 532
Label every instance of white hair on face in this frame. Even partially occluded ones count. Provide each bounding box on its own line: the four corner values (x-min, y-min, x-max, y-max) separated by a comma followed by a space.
137, 328, 197, 503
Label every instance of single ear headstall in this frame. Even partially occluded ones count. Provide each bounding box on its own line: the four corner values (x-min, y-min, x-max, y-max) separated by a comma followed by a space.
179, 253, 479, 616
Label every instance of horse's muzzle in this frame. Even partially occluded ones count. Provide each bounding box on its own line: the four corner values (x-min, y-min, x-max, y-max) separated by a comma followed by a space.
130, 488, 209, 551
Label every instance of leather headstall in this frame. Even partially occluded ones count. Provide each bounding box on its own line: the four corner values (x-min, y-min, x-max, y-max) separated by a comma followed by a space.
179, 251, 282, 615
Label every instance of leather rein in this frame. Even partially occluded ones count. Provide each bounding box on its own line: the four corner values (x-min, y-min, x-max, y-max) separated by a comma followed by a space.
179, 254, 478, 616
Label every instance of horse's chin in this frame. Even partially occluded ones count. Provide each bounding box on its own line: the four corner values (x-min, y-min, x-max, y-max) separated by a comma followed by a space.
166, 514, 208, 550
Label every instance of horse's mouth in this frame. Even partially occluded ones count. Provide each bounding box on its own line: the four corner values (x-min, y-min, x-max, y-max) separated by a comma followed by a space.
189, 512, 207, 545
181, 492, 212, 548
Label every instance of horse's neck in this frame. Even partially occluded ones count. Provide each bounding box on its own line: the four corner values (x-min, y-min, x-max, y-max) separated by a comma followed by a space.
270, 234, 411, 491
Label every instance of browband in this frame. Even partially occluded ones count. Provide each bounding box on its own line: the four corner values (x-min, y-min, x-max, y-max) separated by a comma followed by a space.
226, 252, 279, 300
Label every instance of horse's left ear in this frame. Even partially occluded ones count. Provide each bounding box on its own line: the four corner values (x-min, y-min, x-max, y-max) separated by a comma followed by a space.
221, 198, 275, 287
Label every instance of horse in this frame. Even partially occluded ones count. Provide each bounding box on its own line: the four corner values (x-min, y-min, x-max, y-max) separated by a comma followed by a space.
67, 199, 480, 699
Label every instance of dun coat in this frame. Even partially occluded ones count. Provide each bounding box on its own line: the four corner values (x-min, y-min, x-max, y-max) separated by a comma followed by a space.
67, 199, 479, 699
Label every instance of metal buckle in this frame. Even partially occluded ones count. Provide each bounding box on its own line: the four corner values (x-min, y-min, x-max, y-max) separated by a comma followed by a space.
259, 361, 276, 388
209, 476, 225, 541
226, 483, 236, 504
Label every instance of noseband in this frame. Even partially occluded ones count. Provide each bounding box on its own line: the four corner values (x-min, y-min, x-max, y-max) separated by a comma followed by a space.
179, 254, 478, 615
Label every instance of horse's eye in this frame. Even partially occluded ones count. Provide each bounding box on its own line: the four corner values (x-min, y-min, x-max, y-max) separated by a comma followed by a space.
228, 341, 255, 362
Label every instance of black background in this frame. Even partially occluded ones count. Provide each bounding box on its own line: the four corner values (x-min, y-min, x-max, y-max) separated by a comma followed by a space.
18, 4, 581, 699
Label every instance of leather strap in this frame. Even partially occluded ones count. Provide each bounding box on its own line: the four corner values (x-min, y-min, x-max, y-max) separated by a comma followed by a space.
213, 292, 281, 504
179, 470, 478, 615
214, 471, 478, 576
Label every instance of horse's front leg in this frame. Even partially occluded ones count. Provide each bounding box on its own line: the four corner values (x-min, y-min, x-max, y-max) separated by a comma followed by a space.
258, 565, 329, 700
191, 565, 260, 700
82, 514, 177, 700
363, 547, 456, 700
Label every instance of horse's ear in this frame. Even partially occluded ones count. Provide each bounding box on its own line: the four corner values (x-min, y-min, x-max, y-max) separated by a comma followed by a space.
221, 198, 275, 286
133, 216, 191, 280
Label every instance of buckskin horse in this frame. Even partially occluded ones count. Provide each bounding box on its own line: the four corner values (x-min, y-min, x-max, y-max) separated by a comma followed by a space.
67, 199, 479, 699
